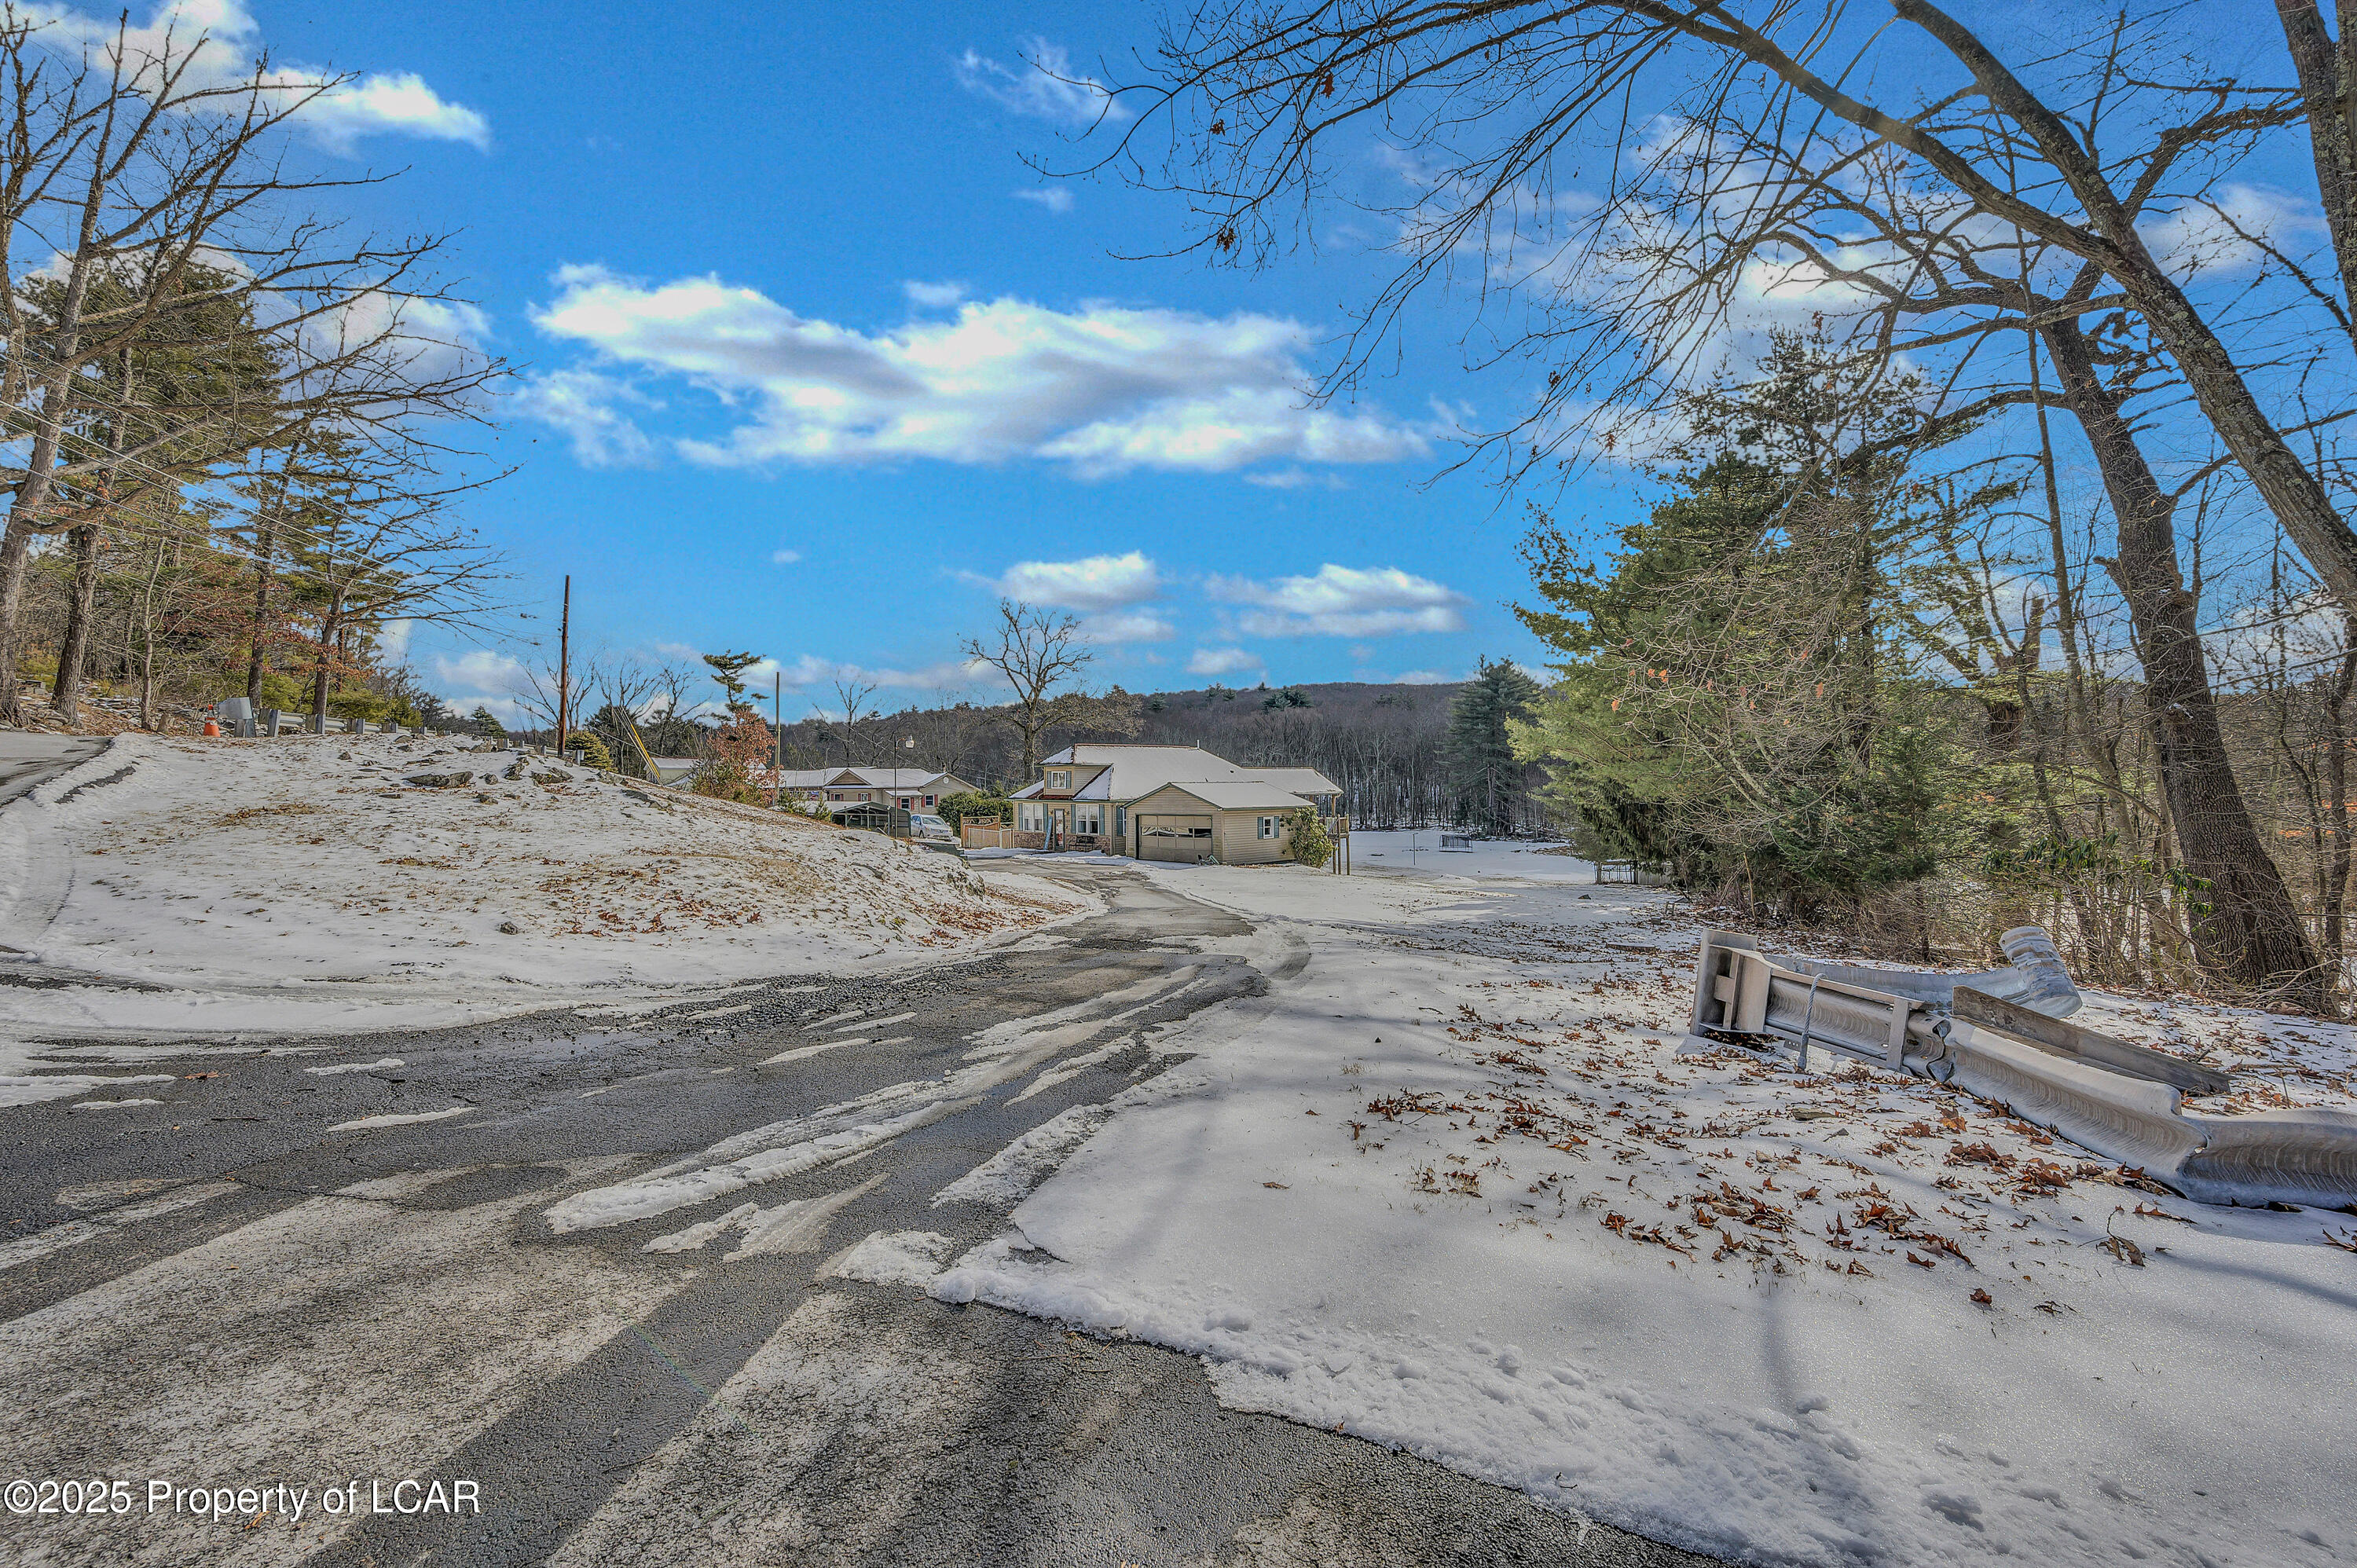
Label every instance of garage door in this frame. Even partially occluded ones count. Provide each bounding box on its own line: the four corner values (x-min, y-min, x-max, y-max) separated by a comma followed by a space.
1137, 814, 1215, 863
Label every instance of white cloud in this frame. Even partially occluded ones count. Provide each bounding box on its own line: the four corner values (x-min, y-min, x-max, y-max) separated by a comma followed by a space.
1014, 187, 1075, 214
515, 369, 657, 467
1208, 564, 1468, 637
1395, 669, 1453, 685
770, 548, 802, 566
980, 551, 1160, 611
1244, 467, 1344, 490
1082, 609, 1174, 643
1187, 646, 1260, 677
954, 39, 1125, 127
294, 69, 489, 150
29, 1, 487, 149
775, 654, 993, 692
2139, 184, 2322, 277
967, 551, 1171, 641
904, 280, 970, 309
432, 650, 534, 702
377, 619, 412, 660
1036, 388, 1417, 475
529, 267, 1429, 479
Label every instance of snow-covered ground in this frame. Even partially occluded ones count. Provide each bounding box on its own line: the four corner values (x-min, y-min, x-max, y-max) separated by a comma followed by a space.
0, 734, 1086, 1100
896, 858, 2357, 1567
1346, 829, 1600, 882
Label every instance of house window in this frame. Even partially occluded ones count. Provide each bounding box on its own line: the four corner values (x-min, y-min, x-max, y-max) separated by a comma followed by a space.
1258, 815, 1278, 839
1076, 806, 1102, 836
1018, 802, 1043, 832
1047, 771, 1069, 790
923, 795, 935, 808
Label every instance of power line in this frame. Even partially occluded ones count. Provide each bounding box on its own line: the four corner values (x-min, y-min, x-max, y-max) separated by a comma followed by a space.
0, 334, 491, 583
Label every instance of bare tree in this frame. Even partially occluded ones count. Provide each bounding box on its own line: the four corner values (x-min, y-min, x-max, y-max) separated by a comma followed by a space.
960, 599, 1098, 778
0, 12, 505, 724
1112, 2, 2357, 618
1103, 1, 2350, 1001
826, 674, 881, 765
280, 463, 501, 728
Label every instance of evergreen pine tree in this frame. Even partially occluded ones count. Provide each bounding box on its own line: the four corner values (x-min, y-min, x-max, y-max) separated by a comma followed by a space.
1443, 658, 1541, 835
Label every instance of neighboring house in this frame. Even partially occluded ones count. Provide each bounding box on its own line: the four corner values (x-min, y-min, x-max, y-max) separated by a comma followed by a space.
750, 765, 981, 820
699, 765, 979, 819
754, 767, 842, 804
822, 767, 977, 813
1005, 743, 1342, 862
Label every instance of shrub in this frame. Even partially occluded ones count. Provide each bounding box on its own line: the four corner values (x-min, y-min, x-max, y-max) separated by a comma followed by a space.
570, 731, 616, 771
692, 716, 772, 805
936, 791, 1013, 829
1288, 807, 1333, 869
327, 687, 390, 723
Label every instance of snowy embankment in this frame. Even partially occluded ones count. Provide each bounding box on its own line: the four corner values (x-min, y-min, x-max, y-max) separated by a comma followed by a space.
0, 734, 1085, 1084
902, 856, 2355, 1568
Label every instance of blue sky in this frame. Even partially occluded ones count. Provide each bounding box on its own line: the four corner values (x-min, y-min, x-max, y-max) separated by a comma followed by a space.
203, 0, 1606, 720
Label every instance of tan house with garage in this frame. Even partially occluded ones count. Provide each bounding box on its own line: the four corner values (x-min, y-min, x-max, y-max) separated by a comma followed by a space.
1003, 743, 1342, 862
1126, 779, 1321, 863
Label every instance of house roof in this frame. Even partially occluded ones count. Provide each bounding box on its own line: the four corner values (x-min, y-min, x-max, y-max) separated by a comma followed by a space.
757, 768, 841, 789
836, 768, 967, 790
1134, 779, 1313, 812
1248, 766, 1342, 797
1035, 744, 1333, 801
1032, 744, 1339, 802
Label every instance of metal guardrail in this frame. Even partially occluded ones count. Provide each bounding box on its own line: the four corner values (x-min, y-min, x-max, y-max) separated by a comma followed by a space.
1683, 928, 2357, 1209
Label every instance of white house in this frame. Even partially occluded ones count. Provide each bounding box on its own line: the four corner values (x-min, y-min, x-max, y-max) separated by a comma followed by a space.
1006, 743, 1341, 861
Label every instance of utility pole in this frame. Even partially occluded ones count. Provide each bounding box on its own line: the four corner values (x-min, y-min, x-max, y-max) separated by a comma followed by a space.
772, 670, 783, 808
555, 574, 572, 755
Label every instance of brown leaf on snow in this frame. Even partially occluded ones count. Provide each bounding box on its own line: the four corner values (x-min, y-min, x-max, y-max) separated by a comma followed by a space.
2016, 1159, 2074, 1195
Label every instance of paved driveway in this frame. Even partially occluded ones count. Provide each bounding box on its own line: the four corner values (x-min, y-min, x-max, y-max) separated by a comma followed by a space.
0, 731, 109, 809
0, 862, 1721, 1567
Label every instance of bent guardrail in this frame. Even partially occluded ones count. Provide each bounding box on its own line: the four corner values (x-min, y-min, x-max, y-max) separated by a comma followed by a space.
1682, 927, 2357, 1210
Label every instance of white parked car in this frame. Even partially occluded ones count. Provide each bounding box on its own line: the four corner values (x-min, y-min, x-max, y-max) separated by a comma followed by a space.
907, 812, 956, 841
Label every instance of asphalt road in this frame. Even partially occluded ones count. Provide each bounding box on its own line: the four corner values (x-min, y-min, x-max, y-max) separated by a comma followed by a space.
0, 731, 110, 811
0, 860, 1720, 1568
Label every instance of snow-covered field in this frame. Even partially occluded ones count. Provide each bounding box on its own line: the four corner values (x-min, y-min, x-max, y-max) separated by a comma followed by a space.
1346, 828, 1601, 882
902, 855, 2357, 1567
0, 734, 1085, 1095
